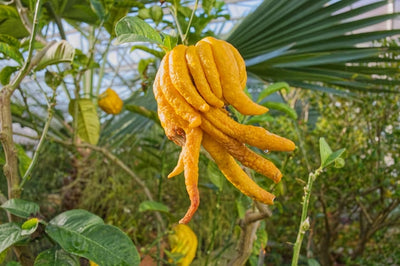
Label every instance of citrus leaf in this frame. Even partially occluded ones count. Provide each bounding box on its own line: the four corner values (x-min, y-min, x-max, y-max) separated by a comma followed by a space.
46, 210, 140, 266
319, 137, 332, 167
21, 218, 39, 236
69, 99, 100, 145
115, 16, 162, 45
0, 66, 18, 85
207, 160, 225, 191
0, 223, 27, 254
0, 34, 20, 48
139, 201, 170, 213
1, 199, 40, 219
35, 40, 75, 71
34, 248, 80, 266
162, 33, 178, 52
257, 82, 290, 102
16, 144, 32, 177
150, 5, 163, 25
0, 42, 24, 65
90, 0, 107, 20
323, 148, 346, 168
263, 102, 298, 120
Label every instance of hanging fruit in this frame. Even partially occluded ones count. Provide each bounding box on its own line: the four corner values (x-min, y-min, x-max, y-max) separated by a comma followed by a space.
153, 37, 295, 224
98, 88, 123, 114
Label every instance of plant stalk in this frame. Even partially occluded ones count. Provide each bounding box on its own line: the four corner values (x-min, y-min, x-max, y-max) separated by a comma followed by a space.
291, 167, 323, 266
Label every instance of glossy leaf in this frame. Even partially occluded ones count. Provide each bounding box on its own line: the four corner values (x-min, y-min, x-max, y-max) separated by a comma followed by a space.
90, 0, 106, 20
36, 40, 75, 71
1, 199, 40, 219
21, 218, 39, 236
46, 210, 140, 266
257, 82, 290, 102
150, 5, 163, 25
34, 248, 80, 266
263, 102, 298, 120
0, 66, 18, 85
0, 223, 27, 254
69, 99, 100, 145
16, 144, 32, 177
319, 137, 333, 167
115, 16, 162, 45
207, 160, 225, 191
0, 42, 24, 65
139, 200, 170, 213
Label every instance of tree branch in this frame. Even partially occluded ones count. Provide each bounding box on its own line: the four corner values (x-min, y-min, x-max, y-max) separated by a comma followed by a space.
228, 202, 272, 266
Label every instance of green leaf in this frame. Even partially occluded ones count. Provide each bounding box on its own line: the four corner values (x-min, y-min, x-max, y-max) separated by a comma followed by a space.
16, 144, 32, 177
44, 70, 62, 88
6, 262, 22, 266
90, 0, 107, 20
115, 16, 162, 45
319, 137, 332, 167
130, 45, 164, 58
0, 223, 27, 254
34, 248, 80, 266
263, 102, 298, 120
207, 160, 225, 191
323, 148, 346, 168
0, 6, 29, 39
69, 99, 100, 145
36, 40, 75, 71
0, 34, 20, 48
202, 0, 216, 15
1, 199, 40, 219
138, 8, 150, 20
0, 42, 24, 65
235, 199, 246, 219
308, 258, 321, 266
21, 218, 39, 236
257, 82, 291, 102
46, 209, 140, 266
125, 104, 160, 124
245, 113, 274, 125
0, 66, 18, 86
138, 200, 169, 213
150, 5, 163, 25
162, 33, 178, 52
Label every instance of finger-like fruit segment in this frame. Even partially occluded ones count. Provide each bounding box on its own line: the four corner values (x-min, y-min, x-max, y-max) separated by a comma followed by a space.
202, 134, 275, 205
195, 41, 223, 99
204, 107, 295, 152
179, 127, 203, 224
185, 45, 224, 108
168, 150, 185, 178
158, 53, 202, 128
225, 42, 247, 90
169, 45, 210, 112
201, 37, 268, 115
201, 118, 282, 183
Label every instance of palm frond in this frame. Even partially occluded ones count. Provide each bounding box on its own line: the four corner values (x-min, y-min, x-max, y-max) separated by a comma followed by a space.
226, 0, 400, 93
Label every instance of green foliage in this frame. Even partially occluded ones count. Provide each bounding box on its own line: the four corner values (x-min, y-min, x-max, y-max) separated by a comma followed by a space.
227, 0, 400, 93
35, 40, 75, 71
1, 199, 40, 219
68, 99, 100, 145
0, 223, 27, 254
34, 248, 80, 266
139, 201, 170, 213
46, 209, 140, 266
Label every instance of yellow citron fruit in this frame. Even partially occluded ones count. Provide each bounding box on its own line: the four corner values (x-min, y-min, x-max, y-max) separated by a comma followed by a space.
89, 261, 99, 266
98, 88, 123, 115
152, 37, 296, 224
168, 224, 198, 266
